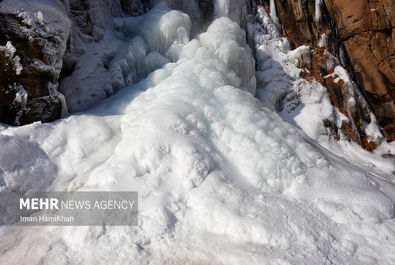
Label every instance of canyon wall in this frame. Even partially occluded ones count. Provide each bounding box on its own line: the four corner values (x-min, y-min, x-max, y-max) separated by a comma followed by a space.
266, 0, 394, 141
0, 0, 71, 125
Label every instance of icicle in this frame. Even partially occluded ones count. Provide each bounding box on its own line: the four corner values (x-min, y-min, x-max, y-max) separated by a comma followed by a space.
270, 0, 276, 19
57, 92, 69, 117
318, 33, 327, 47
270, 0, 279, 27
48, 83, 68, 117
199, 17, 256, 94
214, 0, 230, 18
176, 27, 189, 44
315, 0, 323, 24
213, 0, 247, 27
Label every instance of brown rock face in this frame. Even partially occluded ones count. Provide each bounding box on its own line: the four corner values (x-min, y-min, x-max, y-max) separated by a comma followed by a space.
267, 0, 395, 142
273, 0, 336, 50
324, 0, 392, 39
0, 1, 71, 125
324, 0, 395, 140
298, 46, 378, 150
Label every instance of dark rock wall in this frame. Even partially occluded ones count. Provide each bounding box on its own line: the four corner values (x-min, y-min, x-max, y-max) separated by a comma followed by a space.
0, 0, 71, 125
0, 0, 153, 126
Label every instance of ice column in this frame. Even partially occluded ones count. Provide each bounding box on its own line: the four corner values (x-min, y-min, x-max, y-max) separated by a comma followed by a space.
315, 0, 323, 23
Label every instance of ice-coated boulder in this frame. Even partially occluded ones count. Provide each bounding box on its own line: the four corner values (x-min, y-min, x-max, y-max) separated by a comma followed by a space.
0, 0, 71, 125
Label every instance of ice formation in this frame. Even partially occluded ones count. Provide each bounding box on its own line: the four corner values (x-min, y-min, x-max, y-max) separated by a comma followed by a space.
0, 41, 23, 75
166, 0, 202, 35
269, 0, 279, 27
214, 0, 248, 28
61, 1, 192, 112
199, 17, 256, 94
0, 0, 395, 264
9, 85, 28, 125
315, 0, 323, 23
318, 33, 328, 47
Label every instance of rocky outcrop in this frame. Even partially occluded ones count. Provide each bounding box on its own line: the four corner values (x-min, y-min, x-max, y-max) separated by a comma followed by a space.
0, 0, 153, 125
299, 46, 380, 150
271, 0, 336, 50
325, 0, 395, 141
0, 0, 71, 125
266, 0, 394, 142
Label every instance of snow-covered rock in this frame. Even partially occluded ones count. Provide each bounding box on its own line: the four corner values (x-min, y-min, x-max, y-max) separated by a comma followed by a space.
0, 0, 71, 125
251, 6, 383, 151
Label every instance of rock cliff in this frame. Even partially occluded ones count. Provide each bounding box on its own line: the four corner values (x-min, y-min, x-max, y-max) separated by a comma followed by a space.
0, 0, 71, 125
265, 0, 394, 142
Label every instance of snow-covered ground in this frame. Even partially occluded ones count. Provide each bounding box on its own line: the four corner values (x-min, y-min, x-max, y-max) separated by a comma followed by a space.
1, 0, 395, 264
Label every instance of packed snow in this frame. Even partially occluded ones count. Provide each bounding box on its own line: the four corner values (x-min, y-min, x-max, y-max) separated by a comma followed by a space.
1, 0, 395, 264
